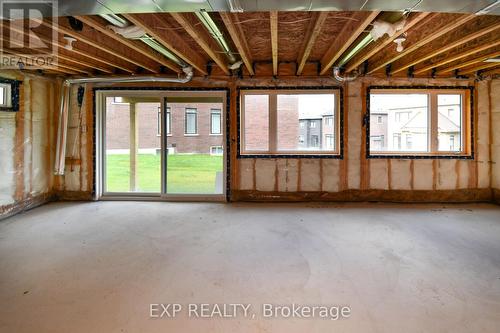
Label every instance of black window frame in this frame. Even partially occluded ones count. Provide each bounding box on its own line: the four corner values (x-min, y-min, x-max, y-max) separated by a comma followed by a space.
365, 86, 474, 160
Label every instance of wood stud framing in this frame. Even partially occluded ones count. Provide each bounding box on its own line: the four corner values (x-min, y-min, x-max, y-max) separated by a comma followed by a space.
367, 14, 476, 74
391, 22, 500, 75
74, 16, 181, 73
296, 12, 329, 75
345, 12, 431, 73
270, 11, 279, 76
123, 13, 208, 75
320, 11, 380, 75
170, 12, 230, 75
219, 12, 255, 76
1, 11, 497, 80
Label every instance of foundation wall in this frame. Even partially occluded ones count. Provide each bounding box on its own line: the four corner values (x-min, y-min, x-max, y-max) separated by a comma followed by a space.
491, 80, 500, 203
234, 77, 497, 202
0, 70, 58, 219
4, 72, 497, 205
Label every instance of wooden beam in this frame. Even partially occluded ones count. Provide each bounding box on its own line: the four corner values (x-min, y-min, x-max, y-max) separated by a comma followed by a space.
414, 40, 500, 74
320, 11, 380, 75
270, 11, 279, 76
391, 22, 500, 74
170, 12, 230, 75
219, 12, 255, 76
0, 19, 119, 73
436, 50, 500, 74
2, 51, 81, 74
123, 13, 207, 75
75, 16, 181, 73
345, 12, 430, 73
296, 12, 329, 75
40, 19, 160, 73
367, 14, 476, 74
460, 62, 500, 75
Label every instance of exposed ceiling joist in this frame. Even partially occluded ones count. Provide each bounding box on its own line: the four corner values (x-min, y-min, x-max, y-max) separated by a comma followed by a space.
270, 11, 279, 76
170, 12, 230, 75
0, 20, 118, 74
460, 62, 500, 75
123, 13, 207, 75
296, 12, 329, 75
415, 40, 500, 74
345, 12, 430, 73
391, 22, 500, 75
3, 50, 86, 74
219, 12, 255, 76
367, 14, 476, 74
75, 15, 181, 73
41, 20, 160, 73
320, 11, 380, 76
436, 50, 500, 74
54, 38, 134, 74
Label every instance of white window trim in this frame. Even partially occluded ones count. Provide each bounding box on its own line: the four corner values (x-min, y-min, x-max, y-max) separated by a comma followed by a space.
240, 89, 340, 156
210, 109, 222, 135
0, 83, 12, 108
184, 108, 198, 135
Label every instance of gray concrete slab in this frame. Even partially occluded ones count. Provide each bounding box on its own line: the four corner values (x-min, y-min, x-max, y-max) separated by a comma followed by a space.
1, 202, 500, 332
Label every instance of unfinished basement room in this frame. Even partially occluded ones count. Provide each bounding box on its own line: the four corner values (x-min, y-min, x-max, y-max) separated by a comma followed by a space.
1, 0, 500, 332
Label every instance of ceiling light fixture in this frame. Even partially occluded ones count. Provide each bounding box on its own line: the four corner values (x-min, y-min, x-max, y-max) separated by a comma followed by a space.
393, 33, 407, 52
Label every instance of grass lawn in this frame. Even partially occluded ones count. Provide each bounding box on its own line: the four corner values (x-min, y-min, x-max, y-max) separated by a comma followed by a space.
106, 153, 223, 194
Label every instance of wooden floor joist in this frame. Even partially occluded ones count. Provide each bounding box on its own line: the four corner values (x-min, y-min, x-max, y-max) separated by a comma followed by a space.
367, 14, 476, 74
40, 19, 161, 73
170, 12, 230, 75
296, 12, 329, 75
270, 11, 279, 76
123, 13, 207, 75
345, 12, 430, 73
391, 22, 500, 75
436, 50, 500, 75
320, 11, 380, 75
75, 16, 181, 73
220, 12, 255, 76
460, 62, 500, 75
415, 40, 500, 75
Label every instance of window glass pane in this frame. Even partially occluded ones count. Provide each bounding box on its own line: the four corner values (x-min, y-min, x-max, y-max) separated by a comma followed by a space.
0, 86, 4, 105
105, 98, 161, 193
438, 94, 461, 152
185, 109, 197, 134
277, 94, 335, 151
370, 93, 429, 153
166, 109, 171, 134
211, 110, 221, 134
243, 94, 269, 151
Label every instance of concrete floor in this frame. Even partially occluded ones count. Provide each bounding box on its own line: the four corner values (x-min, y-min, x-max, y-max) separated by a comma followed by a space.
0, 202, 500, 333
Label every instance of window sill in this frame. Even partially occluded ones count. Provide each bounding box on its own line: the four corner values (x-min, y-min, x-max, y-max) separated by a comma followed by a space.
184, 134, 199, 136
209, 133, 223, 136
367, 153, 473, 159
238, 152, 342, 159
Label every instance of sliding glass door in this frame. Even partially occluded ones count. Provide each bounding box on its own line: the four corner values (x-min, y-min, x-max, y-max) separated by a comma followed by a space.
164, 95, 225, 195
98, 90, 226, 201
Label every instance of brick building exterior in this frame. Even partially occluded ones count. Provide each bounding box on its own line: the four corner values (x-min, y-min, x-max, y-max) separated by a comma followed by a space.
105, 98, 224, 154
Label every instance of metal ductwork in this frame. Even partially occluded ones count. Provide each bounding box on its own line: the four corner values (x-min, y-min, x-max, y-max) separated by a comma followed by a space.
54, 67, 193, 175
195, 10, 237, 65
51, 0, 500, 17
100, 14, 187, 68
332, 67, 358, 82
